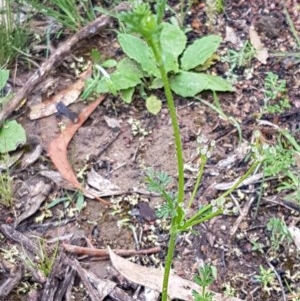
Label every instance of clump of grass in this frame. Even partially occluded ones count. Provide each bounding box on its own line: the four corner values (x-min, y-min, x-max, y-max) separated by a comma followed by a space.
0, 0, 29, 66
22, 237, 59, 277
23, 0, 96, 32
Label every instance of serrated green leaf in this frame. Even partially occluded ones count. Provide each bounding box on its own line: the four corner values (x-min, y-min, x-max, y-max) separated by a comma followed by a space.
118, 33, 160, 77
0, 120, 26, 153
120, 87, 135, 103
181, 35, 222, 71
160, 23, 186, 73
146, 95, 162, 115
0, 69, 9, 90
170, 71, 233, 97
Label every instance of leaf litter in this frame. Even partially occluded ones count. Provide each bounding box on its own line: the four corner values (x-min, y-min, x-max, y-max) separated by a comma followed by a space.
1, 0, 300, 300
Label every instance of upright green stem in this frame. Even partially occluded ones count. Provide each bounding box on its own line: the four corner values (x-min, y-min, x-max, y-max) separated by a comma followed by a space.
147, 38, 185, 301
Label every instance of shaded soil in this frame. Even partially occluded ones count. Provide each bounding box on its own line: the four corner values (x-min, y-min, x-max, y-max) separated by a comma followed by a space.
0, 0, 300, 300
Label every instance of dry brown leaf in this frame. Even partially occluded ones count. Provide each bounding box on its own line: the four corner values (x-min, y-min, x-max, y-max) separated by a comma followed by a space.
289, 226, 300, 251
225, 26, 241, 46
249, 26, 269, 64
48, 96, 110, 205
29, 67, 92, 120
108, 248, 244, 301
86, 168, 122, 196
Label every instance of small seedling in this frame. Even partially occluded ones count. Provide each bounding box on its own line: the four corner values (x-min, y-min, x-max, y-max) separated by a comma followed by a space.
263, 71, 290, 114
193, 263, 217, 301
261, 133, 300, 203
266, 217, 292, 252
47, 190, 85, 212
250, 236, 265, 253
221, 41, 256, 77
262, 144, 295, 178
23, 238, 59, 277
255, 265, 275, 295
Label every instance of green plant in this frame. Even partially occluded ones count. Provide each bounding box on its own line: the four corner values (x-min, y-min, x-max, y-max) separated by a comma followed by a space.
0, 69, 27, 153
193, 264, 217, 301
263, 144, 295, 177
263, 71, 290, 114
93, 2, 233, 108
23, 237, 59, 277
221, 41, 256, 76
47, 190, 85, 212
0, 0, 29, 66
250, 236, 265, 253
255, 265, 275, 295
261, 132, 300, 203
23, 0, 96, 31
95, 2, 259, 300
266, 217, 292, 252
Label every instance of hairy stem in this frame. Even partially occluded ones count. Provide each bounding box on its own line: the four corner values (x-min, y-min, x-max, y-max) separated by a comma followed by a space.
147, 37, 185, 301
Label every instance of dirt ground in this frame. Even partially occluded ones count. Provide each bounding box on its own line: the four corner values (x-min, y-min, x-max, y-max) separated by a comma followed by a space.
0, 0, 300, 300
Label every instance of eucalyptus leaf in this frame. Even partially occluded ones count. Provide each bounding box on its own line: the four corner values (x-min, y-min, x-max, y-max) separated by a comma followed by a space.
146, 95, 162, 115
118, 33, 160, 77
170, 71, 233, 97
0, 120, 26, 153
181, 35, 222, 71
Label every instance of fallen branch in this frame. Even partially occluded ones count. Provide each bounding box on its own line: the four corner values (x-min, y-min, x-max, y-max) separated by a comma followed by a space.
63, 243, 161, 258
0, 2, 128, 126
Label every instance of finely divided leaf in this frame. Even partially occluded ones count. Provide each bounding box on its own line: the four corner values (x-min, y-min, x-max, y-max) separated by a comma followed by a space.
118, 34, 160, 77
170, 71, 233, 97
181, 35, 222, 71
